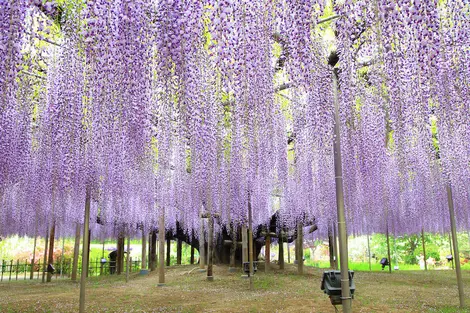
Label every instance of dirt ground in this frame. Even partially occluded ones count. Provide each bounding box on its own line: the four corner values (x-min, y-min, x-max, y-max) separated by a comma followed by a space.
0, 264, 469, 313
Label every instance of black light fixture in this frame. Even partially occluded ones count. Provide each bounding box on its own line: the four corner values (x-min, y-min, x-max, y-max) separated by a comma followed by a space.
47, 264, 55, 274
446, 255, 453, 262
243, 262, 258, 276
321, 270, 355, 306
380, 257, 390, 270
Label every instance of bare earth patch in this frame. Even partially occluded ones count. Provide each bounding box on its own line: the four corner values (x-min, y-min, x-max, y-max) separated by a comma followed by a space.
0, 265, 469, 312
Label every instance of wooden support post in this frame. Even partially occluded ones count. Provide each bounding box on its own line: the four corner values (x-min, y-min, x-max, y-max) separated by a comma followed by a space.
287, 240, 290, 263
9, 260, 13, 281
42, 226, 49, 283
47, 223, 56, 282
79, 187, 91, 313
333, 224, 338, 269
125, 235, 130, 283
190, 245, 195, 264
447, 184, 465, 308
242, 225, 248, 264
449, 232, 454, 270
60, 237, 65, 278
30, 232, 37, 280
141, 227, 147, 273
229, 225, 237, 271
297, 223, 303, 275
158, 213, 165, 286
15, 259, 19, 280
386, 227, 392, 274
150, 230, 157, 271
199, 219, 206, 270
166, 237, 171, 266
295, 233, 299, 264
332, 68, 352, 312
117, 236, 125, 275
248, 195, 254, 291
72, 223, 80, 281
207, 216, 214, 281
86, 229, 91, 277
421, 228, 427, 271
265, 234, 271, 273
278, 235, 284, 270
177, 239, 182, 265
328, 229, 335, 269
148, 232, 152, 270
367, 234, 371, 271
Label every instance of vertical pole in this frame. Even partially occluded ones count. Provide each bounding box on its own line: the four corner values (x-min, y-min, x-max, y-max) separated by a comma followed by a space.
278, 232, 284, 270
242, 225, 248, 265
118, 236, 125, 275
125, 235, 130, 283
447, 184, 465, 308
190, 245, 195, 264
60, 237, 65, 278
47, 223, 56, 282
265, 234, 270, 273
177, 239, 182, 265
248, 193, 254, 291
207, 216, 214, 281
199, 219, 206, 269
287, 240, 291, 263
158, 212, 165, 286
141, 226, 147, 273
328, 227, 335, 269
150, 230, 157, 271
24, 259, 27, 280
295, 232, 299, 264
367, 234, 371, 271
9, 260, 13, 281
333, 223, 339, 269
148, 232, 152, 270
79, 187, 91, 313
297, 223, 303, 275
421, 228, 427, 271
449, 232, 454, 270
332, 68, 352, 312
100, 239, 104, 276
42, 226, 49, 283
386, 227, 392, 274
15, 259, 19, 280
30, 233, 37, 280
229, 225, 237, 271
86, 230, 91, 278
166, 237, 171, 266
72, 223, 80, 281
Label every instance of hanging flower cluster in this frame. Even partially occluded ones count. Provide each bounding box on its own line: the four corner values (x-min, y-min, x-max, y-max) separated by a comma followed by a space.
0, 1, 468, 242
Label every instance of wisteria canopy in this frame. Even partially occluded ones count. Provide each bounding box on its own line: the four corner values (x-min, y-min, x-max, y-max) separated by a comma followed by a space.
0, 0, 469, 241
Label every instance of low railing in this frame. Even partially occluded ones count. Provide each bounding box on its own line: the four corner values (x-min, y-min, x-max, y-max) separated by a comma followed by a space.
0, 258, 141, 282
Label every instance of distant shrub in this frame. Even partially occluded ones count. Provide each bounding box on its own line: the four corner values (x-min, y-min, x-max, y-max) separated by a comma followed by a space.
427, 251, 440, 262
404, 254, 417, 265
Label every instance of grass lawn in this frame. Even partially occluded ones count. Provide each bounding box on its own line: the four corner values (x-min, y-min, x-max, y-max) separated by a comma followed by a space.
0, 264, 469, 312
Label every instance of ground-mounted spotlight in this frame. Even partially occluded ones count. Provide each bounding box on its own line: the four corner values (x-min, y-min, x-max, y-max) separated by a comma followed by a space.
321, 270, 355, 306
47, 264, 55, 274
243, 261, 258, 276
380, 257, 390, 270
446, 255, 453, 262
